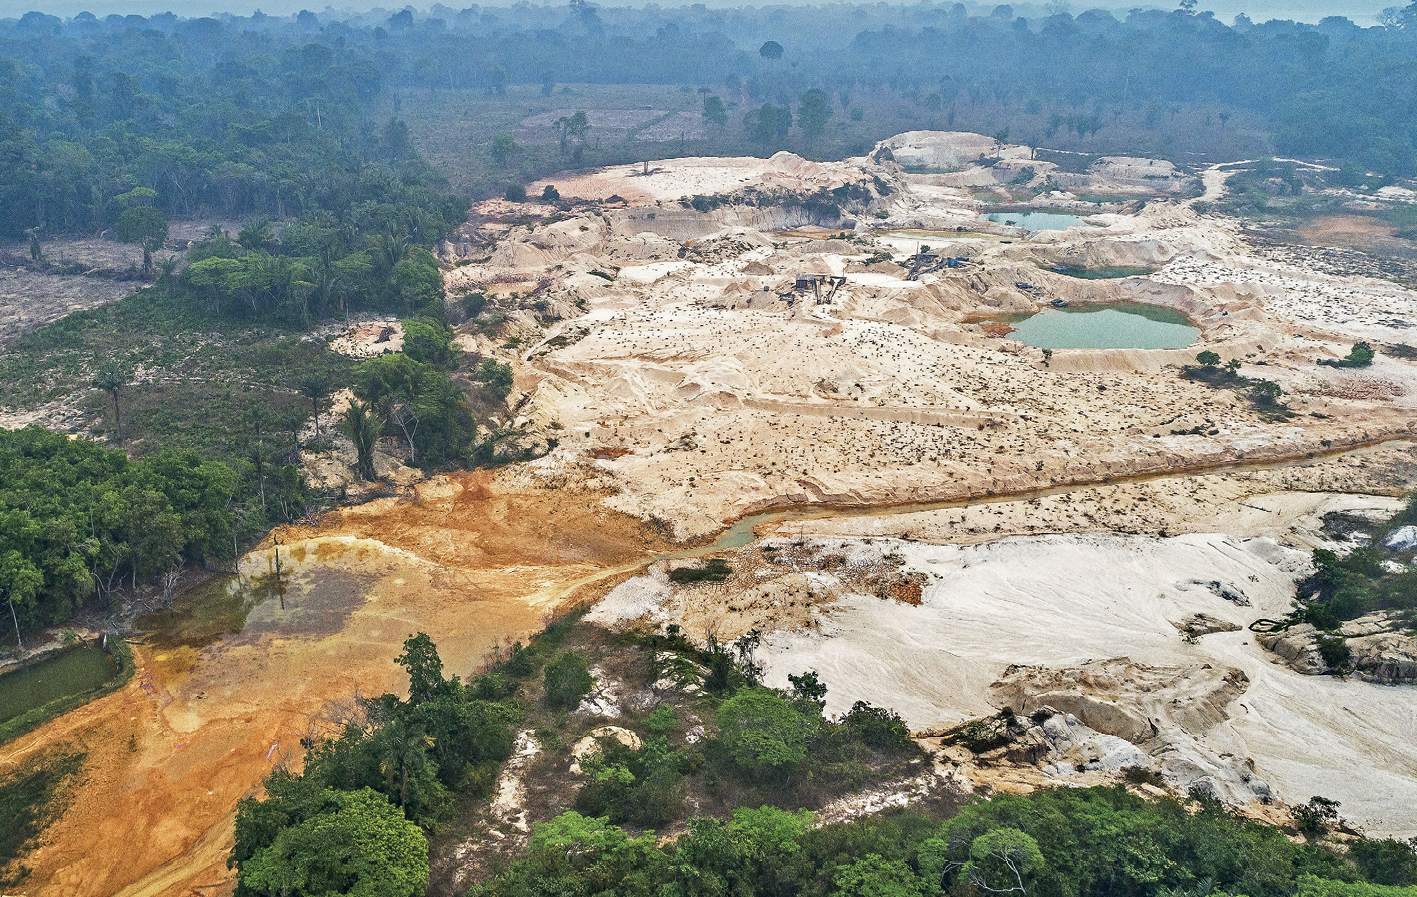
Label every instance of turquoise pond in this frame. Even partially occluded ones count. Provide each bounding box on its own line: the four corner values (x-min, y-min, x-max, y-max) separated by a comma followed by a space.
983, 211, 1092, 231
999, 303, 1200, 350
0, 644, 118, 724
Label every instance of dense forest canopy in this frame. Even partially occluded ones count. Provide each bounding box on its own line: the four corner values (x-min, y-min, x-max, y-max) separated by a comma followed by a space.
0, 426, 234, 633
4, 1, 1417, 237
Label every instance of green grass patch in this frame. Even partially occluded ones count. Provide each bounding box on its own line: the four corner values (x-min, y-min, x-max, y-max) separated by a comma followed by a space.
0, 747, 87, 886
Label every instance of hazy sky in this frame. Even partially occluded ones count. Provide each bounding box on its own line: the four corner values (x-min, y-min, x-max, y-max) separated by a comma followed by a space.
0, 0, 1396, 27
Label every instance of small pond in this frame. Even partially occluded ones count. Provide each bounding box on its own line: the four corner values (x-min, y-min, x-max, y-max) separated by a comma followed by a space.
983, 211, 1092, 231
1051, 266, 1154, 280
998, 303, 1200, 350
140, 565, 375, 650
0, 644, 118, 725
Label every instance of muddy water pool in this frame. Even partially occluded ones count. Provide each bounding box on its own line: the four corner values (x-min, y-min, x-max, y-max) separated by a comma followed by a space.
0, 644, 117, 724
1051, 265, 1155, 279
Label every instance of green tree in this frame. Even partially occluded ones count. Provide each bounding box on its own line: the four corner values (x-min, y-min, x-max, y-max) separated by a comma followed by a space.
1196, 350, 1221, 366
745, 104, 791, 146
1351, 839, 1417, 886
716, 687, 810, 774
556, 111, 590, 154
401, 319, 455, 368
962, 828, 1045, 895
344, 399, 380, 481
235, 787, 428, 897
835, 853, 925, 897
798, 88, 833, 141
0, 550, 44, 648
490, 133, 520, 167
703, 94, 728, 128
760, 40, 784, 59
396, 632, 447, 705
114, 206, 168, 247
544, 650, 593, 710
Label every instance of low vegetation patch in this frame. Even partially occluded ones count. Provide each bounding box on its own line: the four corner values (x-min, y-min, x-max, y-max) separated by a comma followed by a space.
0, 748, 86, 887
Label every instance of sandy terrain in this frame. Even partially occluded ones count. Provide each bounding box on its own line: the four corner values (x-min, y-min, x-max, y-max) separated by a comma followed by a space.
589, 483, 1417, 837
527, 151, 875, 206
10, 131, 1417, 890
442, 144, 1417, 538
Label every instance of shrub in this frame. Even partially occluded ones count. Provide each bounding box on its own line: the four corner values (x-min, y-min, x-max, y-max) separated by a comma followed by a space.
1250, 380, 1285, 409
503, 642, 534, 678
1320, 342, 1376, 369
668, 558, 731, 584
1294, 796, 1343, 837
505, 183, 527, 202
544, 651, 593, 710
1317, 635, 1352, 671
841, 701, 912, 751
716, 688, 809, 774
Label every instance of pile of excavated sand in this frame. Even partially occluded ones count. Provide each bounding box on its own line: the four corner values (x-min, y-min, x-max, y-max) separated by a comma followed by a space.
327, 318, 404, 357
532, 151, 873, 205
442, 134, 1417, 539
591, 526, 1417, 837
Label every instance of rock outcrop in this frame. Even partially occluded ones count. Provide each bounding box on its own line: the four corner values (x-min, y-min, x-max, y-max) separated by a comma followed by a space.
1257, 613, 1417, 684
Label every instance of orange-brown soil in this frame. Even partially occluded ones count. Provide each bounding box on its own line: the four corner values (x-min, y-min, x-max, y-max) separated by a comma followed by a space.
0, 472, 669, 897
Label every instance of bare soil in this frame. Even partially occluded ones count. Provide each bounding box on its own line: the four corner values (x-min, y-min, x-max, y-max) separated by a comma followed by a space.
0, 472, 672, 897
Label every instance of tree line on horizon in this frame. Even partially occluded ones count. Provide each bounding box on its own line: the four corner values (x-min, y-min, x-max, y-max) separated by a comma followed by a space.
5, 0, 1417, 239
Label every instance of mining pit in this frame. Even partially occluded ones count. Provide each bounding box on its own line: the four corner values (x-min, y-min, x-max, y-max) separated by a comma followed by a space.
8, 130, 1417, 894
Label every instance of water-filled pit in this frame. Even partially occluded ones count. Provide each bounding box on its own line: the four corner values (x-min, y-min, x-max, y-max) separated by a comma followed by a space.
997, 303, 1200, 349
983, 211, 1092, 231
0, 644, 118, 724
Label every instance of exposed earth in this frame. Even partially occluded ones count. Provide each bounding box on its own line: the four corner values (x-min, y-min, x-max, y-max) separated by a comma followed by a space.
6, 130, 1417, 894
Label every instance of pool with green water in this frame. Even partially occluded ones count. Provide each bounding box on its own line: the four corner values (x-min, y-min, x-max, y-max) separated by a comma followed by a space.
0, 645, 117, 725
1051, 266, 1154, 280
998, 303, 1199, 349
983, 211, 1092, 231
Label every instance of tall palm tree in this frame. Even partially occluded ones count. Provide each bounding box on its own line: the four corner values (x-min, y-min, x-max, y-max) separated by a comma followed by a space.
343, 399, 380, 482
92, 363, 130, 442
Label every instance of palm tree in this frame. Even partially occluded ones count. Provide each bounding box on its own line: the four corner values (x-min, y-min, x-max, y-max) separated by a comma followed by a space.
374, 718, 434, 808
343, 399, 380, 481
300, 372, 331, 445
92, 363, 130, 442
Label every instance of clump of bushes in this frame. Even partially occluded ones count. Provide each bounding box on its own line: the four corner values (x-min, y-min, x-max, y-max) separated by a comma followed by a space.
1319, 342, 1376, 368
544, 651, 594, 710
668, 558, 731, 584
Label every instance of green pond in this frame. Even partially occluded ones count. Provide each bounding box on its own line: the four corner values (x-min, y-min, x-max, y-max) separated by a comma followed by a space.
1051, 266, 1154, 280
0, 644, 118, 725
999, 303, 1200, 349
983, 211, 1091, 231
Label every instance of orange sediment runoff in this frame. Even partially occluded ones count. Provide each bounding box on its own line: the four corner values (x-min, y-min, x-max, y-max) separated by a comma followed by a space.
1, 472, 670, 897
